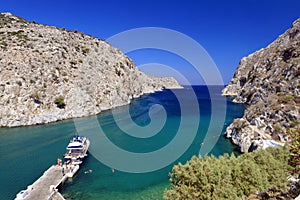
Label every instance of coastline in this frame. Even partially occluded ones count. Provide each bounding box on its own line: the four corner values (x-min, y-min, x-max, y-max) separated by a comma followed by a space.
222, 18, 300, 152
0, 85, 182, 128
0, 85, 244, 200
0, 13, 182, 128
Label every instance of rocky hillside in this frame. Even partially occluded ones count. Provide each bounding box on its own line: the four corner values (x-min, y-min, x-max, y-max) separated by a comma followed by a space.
0, 13, 181, 127
223, 18, 300, 152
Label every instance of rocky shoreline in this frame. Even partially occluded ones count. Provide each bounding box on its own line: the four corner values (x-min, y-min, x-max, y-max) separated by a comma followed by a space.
222, 18, 300, 152
0, 13, 181, 127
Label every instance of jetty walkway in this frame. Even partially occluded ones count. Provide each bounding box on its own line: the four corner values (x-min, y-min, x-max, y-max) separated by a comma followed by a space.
15, 136, 89, 200
15, 164, 79, 200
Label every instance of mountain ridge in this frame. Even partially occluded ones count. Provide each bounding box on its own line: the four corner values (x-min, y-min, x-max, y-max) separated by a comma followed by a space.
222, 18, 300, 152
0, 12, 181, 127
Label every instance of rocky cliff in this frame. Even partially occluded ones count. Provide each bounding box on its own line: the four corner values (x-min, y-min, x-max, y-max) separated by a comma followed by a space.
223, 18, 300, 152
0, 13, 181, 127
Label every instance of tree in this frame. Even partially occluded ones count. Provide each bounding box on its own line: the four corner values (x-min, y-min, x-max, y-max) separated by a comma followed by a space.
164, 147, 291, 200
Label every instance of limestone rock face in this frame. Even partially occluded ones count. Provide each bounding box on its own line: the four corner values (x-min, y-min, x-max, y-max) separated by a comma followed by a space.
223, 18, 300, 152
0, 13, 181, 127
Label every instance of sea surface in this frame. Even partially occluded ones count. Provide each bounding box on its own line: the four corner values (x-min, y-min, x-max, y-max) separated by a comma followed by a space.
0, 86, 245, 200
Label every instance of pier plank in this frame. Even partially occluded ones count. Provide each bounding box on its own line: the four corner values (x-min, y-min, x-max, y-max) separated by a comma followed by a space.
23, 165, 67, 200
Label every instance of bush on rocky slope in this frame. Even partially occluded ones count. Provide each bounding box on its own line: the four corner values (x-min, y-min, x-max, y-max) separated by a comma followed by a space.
164, 147, 291, 200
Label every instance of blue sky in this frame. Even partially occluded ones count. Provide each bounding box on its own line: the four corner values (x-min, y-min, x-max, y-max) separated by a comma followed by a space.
0, 0, 299, 84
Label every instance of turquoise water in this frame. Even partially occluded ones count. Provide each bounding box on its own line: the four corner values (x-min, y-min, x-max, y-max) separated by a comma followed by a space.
0, 86, 245, 200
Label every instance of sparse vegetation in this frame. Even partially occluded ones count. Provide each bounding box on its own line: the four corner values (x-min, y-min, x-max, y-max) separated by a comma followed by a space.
30, 91, 41, 104
30, 91, 39, 100
119, 62, 125, 69
54, 95, 66, 109
288, 128, 300, 175
274, 125, 281, 132
0, 41, 7, 47
82, 47, 90, 55
75, 45, 80, 52
70, 60, 77, 65
278, 95, 295, 104
75, 45, 90, 55
0, 12, 180, 128
290, 121, 300, 128
115, 67, 122, 76
16, 80, 22, 86
51, 70, 59, 82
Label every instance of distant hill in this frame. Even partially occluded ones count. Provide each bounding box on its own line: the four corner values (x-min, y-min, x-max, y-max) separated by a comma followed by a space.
0, 13, 181, 127
222, 18, 300, 152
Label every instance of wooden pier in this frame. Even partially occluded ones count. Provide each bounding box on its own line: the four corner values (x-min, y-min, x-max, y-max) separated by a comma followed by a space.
15, 164, 79, 200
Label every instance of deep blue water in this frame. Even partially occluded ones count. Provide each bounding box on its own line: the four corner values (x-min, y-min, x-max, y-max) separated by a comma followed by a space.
0, 86, 245, 200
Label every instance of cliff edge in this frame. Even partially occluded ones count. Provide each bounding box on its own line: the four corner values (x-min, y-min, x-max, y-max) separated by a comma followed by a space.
0, 13, 181, 127
223, 18, 300, 152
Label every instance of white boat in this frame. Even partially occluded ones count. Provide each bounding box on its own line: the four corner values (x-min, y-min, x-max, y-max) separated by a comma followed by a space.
64, 135, 90, 165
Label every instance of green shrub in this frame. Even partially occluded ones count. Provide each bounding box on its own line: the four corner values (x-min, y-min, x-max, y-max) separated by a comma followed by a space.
30, 91, 41, 104
0, 41, 7, 47
82, 47, 90, 55
288, 128, 300, 175
54, 95, 66, 109
70, 60, 77, 65
31, 91, 39, 99
278, 95, 295, 104
164, 147, 291, 200
290, 121, 300, 128
274, 125, 281, 132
